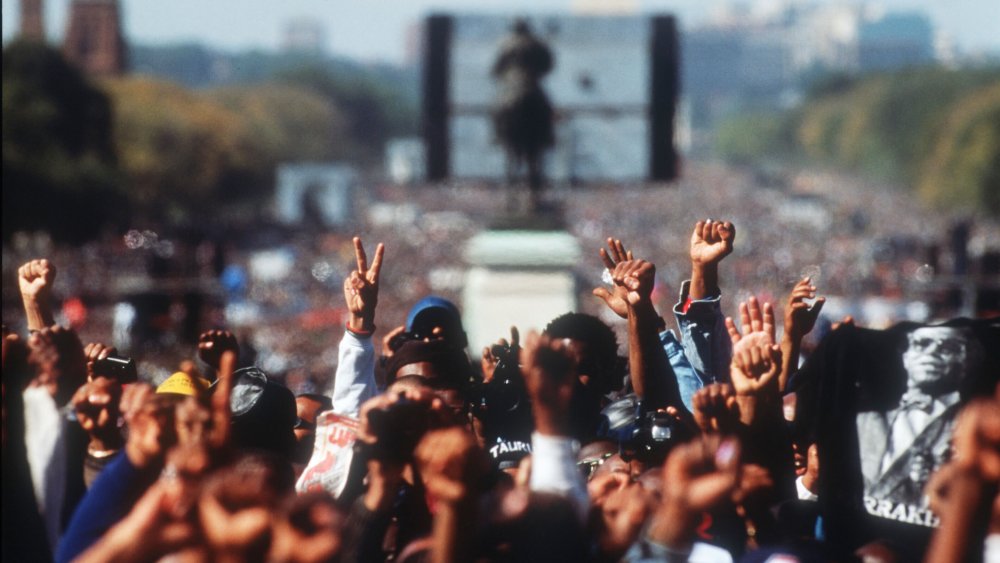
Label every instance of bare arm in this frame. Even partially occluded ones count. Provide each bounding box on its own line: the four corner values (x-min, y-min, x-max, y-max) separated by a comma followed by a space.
614, 259, 679, 410
688, 220, 734, 301
779, 277, 825, 392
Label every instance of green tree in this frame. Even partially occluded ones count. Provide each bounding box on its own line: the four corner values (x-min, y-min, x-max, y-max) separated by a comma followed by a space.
104, 77, 261, 221
2, 40, 123, 240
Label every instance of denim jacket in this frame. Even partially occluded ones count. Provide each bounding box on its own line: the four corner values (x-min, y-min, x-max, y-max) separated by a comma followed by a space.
661, 280, 732, 412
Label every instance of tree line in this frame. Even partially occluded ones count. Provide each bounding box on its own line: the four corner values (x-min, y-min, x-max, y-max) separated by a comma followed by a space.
2, 40, 417, 241
715, 66, 1000, 216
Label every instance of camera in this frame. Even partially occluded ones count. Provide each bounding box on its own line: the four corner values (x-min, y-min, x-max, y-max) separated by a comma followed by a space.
91, 355, 138, 383
619, 405, 684, 465
470, 343, 533, 443
364, 396, 431, 462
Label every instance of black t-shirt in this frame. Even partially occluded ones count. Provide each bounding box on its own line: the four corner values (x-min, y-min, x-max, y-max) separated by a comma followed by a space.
792, 317, 1000, 559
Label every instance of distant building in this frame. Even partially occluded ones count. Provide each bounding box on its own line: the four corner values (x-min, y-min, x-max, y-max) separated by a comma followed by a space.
19, 0, 45, 41
857, 12, 934, 72
274, 164, 356, 228
63, 0, 126, 76
680, 2, 938, 138
282, 18, 327, 55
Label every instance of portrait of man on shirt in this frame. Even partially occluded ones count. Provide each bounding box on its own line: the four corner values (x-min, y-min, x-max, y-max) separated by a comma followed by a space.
855, 325, 982, 520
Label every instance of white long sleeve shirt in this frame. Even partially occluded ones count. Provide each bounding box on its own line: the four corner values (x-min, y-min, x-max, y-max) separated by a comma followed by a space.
330, 329, 377, 417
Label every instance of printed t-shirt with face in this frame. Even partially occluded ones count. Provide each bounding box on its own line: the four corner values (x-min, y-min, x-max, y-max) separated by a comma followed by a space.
791, 318, 999, 560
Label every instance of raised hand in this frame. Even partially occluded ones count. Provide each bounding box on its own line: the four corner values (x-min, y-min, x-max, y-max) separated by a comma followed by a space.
690, 220, 735, 267
72, 376, 124, 451
197, 330, 239, 372
122, 383, 176, 470
691, 383, 741, 435
414, 427, 485, 505
648, 435, 741, 548
26, 325, 87, 405
784, 277, 826, 342
84, 341, 118, 381
725, 296, 776, 348
521, 331, 578, 437
593, 238, 634, 318
18, 259, 57, 330
343, 237, 384, 333
481, 326, 519, 383
730, 339, 782, 397
18, 258, 56, 301
612, 259, 656, 307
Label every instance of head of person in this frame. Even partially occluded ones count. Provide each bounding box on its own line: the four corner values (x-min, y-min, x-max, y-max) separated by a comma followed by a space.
901, 326, 977, 396
405, 296, 468, 350
543, 313, 622, 395
229, 367, 298, 460
293, 394, 333, 464
543, 313, 623, 441
383, 339, 476, 424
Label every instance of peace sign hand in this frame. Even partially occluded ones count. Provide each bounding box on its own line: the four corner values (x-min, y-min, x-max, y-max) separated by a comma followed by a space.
344, 237, 384, 333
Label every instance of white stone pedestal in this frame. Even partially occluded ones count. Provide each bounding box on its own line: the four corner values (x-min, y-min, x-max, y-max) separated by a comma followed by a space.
462, 230, 581, 353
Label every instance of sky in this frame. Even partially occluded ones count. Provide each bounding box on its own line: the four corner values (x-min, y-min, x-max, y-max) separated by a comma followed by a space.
3, 0, 999, 64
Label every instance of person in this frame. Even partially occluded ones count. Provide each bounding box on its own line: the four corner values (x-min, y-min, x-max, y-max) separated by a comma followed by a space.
293, 393, 333, 466
492, 18, 555, 208
856, 325, 981, 510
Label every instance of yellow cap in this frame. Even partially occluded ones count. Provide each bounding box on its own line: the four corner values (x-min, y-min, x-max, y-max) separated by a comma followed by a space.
156, 372, 210, 396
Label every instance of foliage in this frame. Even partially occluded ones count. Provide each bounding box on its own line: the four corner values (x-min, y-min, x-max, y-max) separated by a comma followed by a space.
277, 64, 418, 163
105, 79, 352, 222
104, 77, 260, 220
714, 112, 793, 164
716, 66, 1000, 215
2, 40, 124, 241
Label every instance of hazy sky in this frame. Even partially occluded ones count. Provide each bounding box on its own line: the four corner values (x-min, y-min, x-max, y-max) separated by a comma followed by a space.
3, 0, 998, 63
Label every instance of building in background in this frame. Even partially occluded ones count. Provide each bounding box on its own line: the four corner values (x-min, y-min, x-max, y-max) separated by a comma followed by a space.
681, 1, 938, 148
282, 17, 327, 55
63, 0, 126, 76
19, 0, 44, 41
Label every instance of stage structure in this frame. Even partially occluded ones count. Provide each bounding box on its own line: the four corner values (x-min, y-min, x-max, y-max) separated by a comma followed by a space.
423, 13, 679, 183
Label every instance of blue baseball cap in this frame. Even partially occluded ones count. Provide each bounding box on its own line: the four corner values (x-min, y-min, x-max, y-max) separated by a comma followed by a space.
405, 296, 467, 348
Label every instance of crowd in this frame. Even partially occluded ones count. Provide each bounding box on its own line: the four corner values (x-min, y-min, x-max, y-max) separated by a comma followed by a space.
3, 209, 999, 562
4, 162, 998, 398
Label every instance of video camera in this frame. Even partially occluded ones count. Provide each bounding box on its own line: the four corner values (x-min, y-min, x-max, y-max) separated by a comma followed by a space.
469, 342, 533, 443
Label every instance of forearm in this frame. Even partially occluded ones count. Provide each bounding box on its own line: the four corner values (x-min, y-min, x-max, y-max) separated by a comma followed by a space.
688, 263, 718, 301
646, 502, 699, 552
22, 294, 55, 332
779, 335, 801, 393
431, 500, 476, 563
924, 473, 990, 563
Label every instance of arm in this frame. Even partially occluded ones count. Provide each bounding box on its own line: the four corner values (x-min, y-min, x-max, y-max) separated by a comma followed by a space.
331, 237, 384, 417
779, 277, 825, 392
415, 428, 484, 563
593, 239, 680, 410
19, 259, 57, 332
673, 221, 736, 386
725, 299, 796, 500
614, 259, 681, 411
522, 332, 590, 521
57, 382, 179, 563
643, 436, 740, 558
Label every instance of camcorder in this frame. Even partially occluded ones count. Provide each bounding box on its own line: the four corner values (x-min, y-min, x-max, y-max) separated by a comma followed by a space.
619, 403, 686, 466
469, 342, 533, 443
362, 395, 432, 462
92, 355, 138, 384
